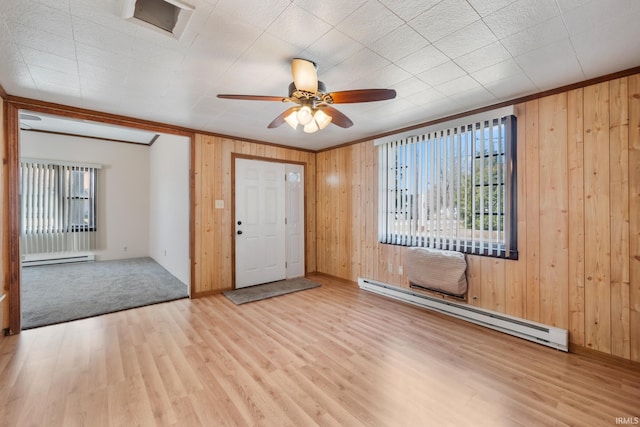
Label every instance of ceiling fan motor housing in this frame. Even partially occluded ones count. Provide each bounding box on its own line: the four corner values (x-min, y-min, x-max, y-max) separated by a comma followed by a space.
288, 81, 328, 102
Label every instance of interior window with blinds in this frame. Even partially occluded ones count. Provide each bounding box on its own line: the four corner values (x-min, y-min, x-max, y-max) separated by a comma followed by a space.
378, 112, 518, 259
20, 159, 99, 254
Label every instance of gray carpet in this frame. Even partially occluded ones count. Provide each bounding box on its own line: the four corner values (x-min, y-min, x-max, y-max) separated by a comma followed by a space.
21, 257, 189, 329
223, 277, 320, 305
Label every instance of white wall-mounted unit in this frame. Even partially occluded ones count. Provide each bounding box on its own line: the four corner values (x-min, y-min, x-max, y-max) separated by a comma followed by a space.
358, 277, 568, 352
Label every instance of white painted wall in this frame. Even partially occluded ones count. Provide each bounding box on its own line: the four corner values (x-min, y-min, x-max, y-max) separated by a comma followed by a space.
149, 134, 190, 286
20, 132, 150, 260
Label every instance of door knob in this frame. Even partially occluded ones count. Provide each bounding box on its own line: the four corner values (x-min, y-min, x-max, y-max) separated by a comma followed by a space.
237, 230, 243, 235
237, 220, 242, 225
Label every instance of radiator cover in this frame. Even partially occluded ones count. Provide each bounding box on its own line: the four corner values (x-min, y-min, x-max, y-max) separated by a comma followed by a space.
406, 247, 468, 297
358, 277, 568, 352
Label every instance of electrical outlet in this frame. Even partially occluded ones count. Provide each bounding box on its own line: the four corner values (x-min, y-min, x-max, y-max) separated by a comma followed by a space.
398, 265, 403, 275
388, 262, 393, 273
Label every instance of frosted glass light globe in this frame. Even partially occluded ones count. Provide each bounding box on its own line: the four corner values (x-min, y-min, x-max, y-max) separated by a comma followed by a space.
296, 106, 313, 126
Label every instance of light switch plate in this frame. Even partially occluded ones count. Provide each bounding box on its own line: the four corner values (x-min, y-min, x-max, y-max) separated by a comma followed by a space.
215, 200, 224, 209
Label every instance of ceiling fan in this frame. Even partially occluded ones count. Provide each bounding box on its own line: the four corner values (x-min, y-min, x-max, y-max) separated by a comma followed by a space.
217, 58, 396, 133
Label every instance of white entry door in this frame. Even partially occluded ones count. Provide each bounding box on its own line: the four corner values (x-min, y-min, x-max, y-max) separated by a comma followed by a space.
235, 158, 286, 288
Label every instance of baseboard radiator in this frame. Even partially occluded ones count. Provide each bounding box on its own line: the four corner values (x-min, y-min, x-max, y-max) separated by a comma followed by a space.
358, 277, 568, 352
22, 253, 96, 267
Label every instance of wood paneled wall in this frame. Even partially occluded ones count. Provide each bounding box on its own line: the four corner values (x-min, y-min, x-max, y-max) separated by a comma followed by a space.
192, 135, 316, 296
316, 74, 640, 361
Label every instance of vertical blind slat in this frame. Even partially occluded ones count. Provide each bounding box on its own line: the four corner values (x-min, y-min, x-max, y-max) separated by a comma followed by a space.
413, 138, 417, 247
447, 129, 457, 250
379, 143, 387, 242
488, 120, 495, 255
428, 133, 435, 249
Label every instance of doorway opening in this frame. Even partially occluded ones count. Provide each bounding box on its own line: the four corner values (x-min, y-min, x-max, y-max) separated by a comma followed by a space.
17, 110, 191, 329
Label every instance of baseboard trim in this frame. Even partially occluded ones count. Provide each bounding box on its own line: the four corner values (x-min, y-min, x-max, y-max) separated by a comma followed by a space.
192, 289, 224, 298
307, 272, 357, 286
569, 344, 640, 368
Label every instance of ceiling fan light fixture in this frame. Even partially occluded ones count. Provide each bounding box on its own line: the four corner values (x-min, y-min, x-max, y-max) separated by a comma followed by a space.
314, 109, 332, 129
284, 110, 299, 129
218, 58, 395, 134
296, 105, 313, 126
303, 120, 319, 134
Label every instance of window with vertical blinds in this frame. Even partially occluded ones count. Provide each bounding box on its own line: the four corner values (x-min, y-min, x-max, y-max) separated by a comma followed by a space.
20, 159, 99, 254
377, 110, 518, 259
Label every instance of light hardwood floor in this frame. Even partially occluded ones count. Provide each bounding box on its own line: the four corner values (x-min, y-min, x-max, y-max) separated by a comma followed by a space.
1, 275, 638, 426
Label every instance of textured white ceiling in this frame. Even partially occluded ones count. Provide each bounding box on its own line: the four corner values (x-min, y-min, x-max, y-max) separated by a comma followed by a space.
1, 0, 639, 150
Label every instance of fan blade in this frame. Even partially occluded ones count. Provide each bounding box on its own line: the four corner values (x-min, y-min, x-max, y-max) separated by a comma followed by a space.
217, 94, 287, 102
328, 89, 396, 104
320, 106, 353, 128
268, 107, 298, 129
291, 58, 318, 93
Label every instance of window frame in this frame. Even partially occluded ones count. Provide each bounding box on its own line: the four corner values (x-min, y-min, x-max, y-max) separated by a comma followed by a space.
377, 111, 518, 260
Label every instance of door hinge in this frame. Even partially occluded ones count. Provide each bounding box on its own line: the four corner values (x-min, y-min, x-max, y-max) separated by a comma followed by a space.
285, 217, 287, 225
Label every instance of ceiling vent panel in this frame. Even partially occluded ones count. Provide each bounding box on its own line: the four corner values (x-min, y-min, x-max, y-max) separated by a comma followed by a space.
123, 0, 194, 39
